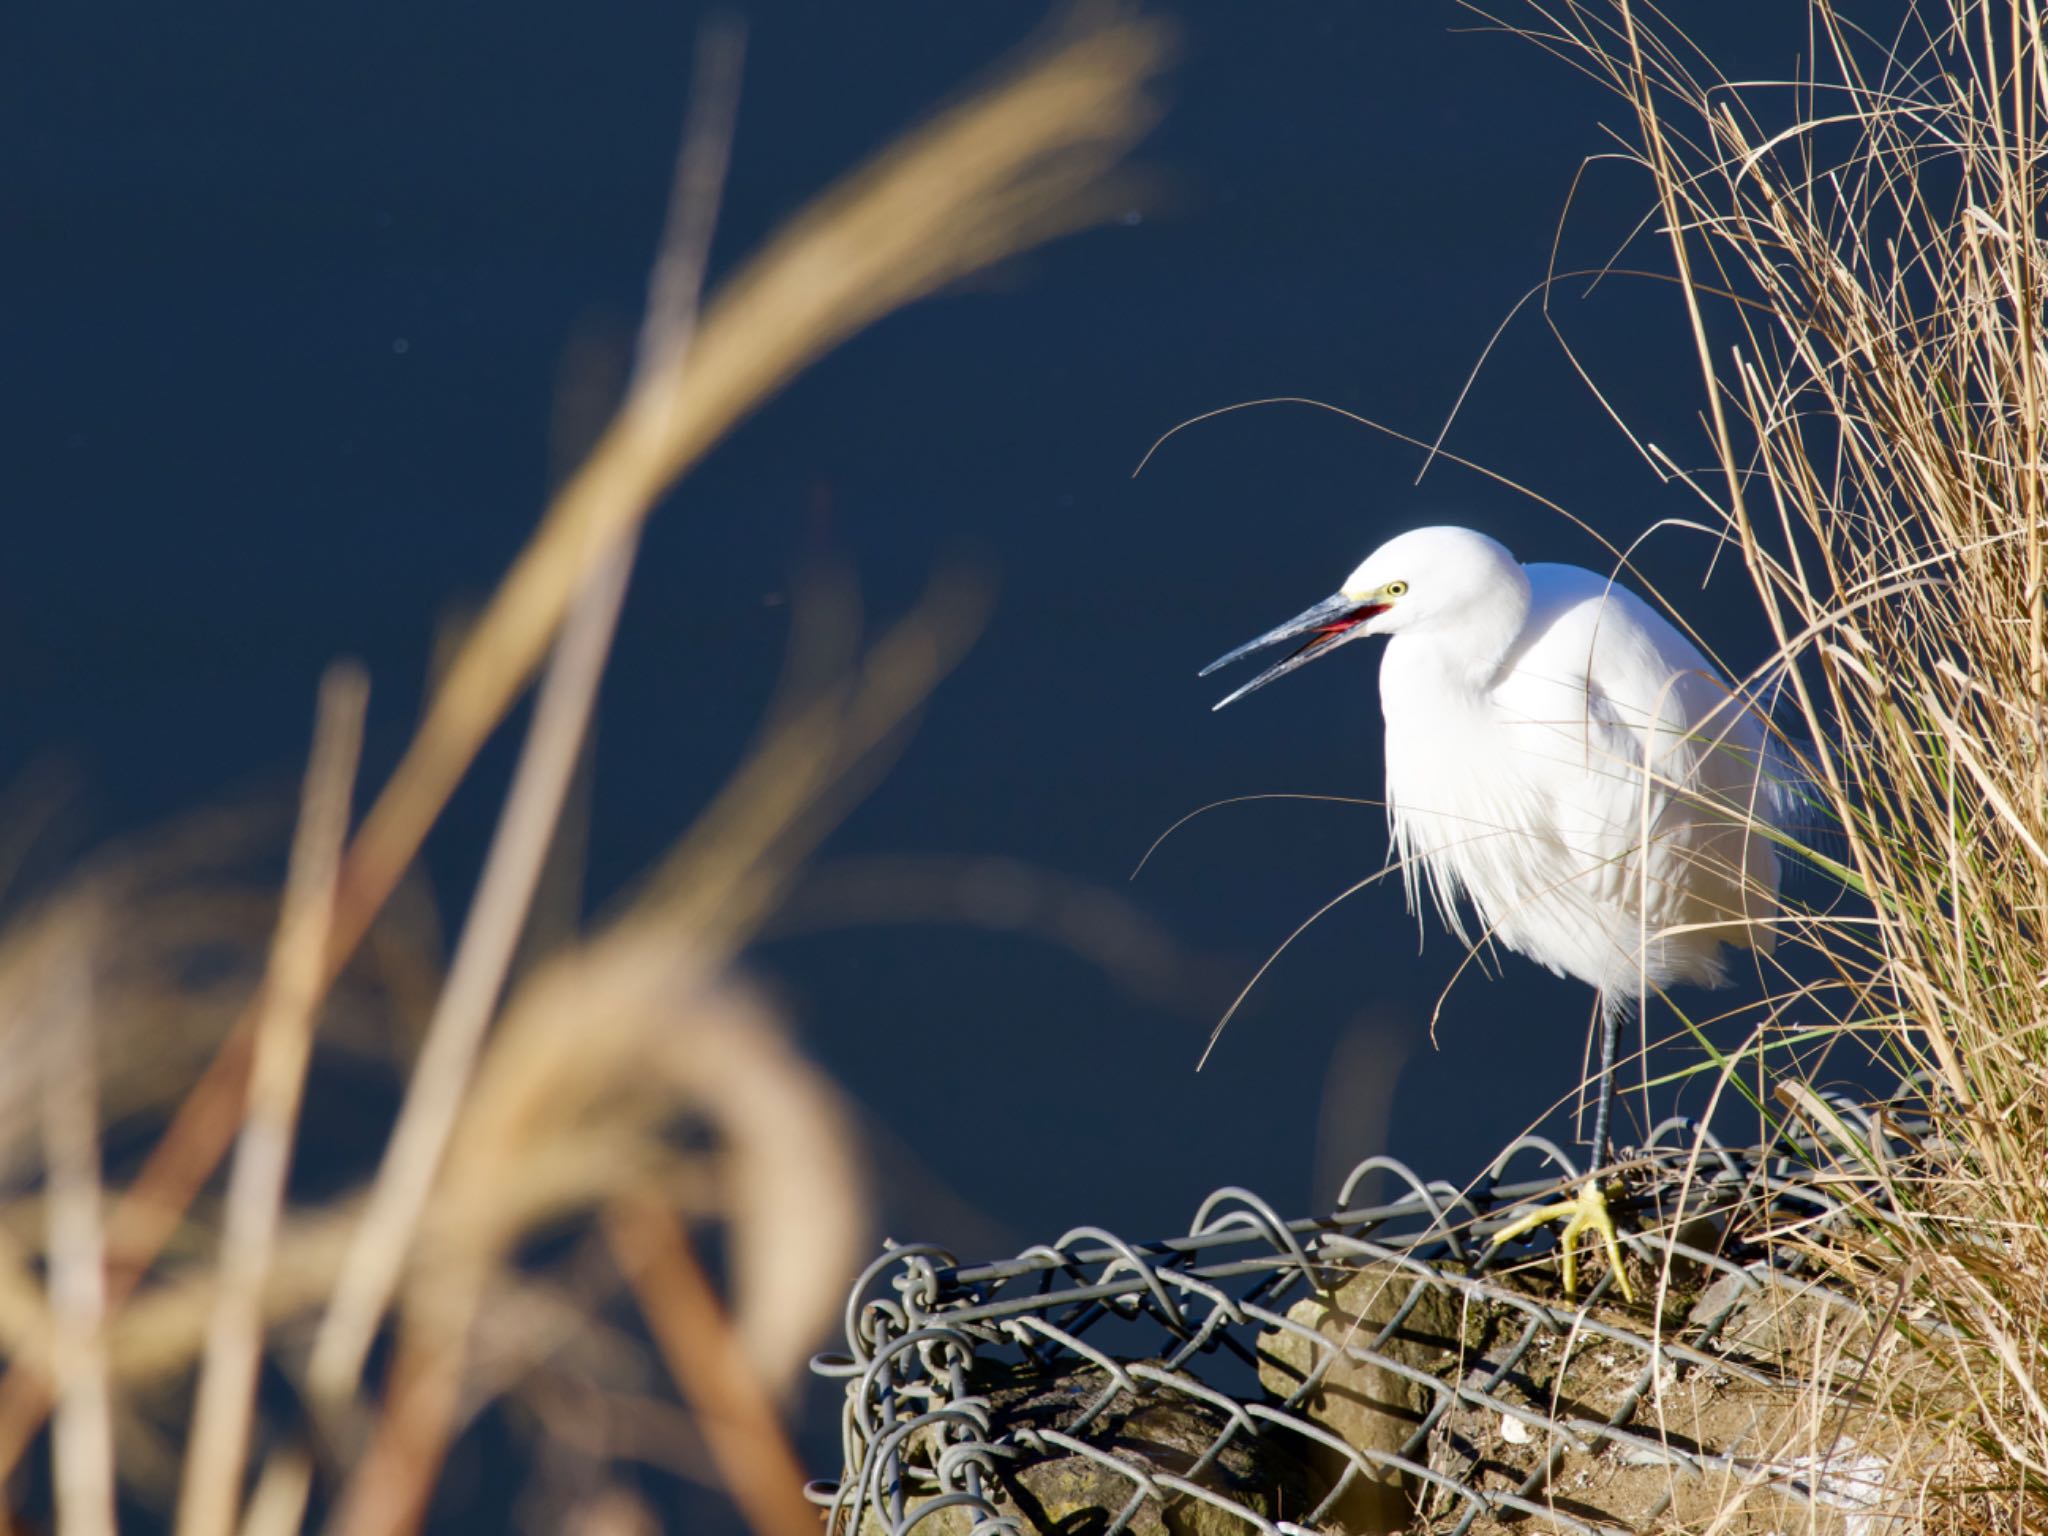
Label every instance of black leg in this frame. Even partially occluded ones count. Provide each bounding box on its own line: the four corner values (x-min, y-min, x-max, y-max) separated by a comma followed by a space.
1588, 1003, 1621, 1175
1488, 997, 1637, 1302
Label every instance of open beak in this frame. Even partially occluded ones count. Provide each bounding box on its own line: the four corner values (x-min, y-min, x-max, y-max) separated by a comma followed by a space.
1199, 592, 1386, 711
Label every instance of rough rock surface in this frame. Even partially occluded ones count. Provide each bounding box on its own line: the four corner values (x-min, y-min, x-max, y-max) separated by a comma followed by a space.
1257, 1262, 1886, 1535
1254, 1263, 1463, 1532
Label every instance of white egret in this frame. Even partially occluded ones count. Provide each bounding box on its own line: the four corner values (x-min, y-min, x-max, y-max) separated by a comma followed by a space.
1202, 525, 1784, 1301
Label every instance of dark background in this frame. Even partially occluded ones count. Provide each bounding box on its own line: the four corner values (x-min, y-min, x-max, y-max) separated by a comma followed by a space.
6, 0, 1839, 1521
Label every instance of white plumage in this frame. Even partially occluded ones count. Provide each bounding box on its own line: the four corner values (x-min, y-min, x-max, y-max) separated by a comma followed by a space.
1204, 525, 1781, 1013
1200, 525, 1787, 1299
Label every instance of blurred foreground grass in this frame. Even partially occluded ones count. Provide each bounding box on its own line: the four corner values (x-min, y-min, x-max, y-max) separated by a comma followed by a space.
0, 15, 1169, 1536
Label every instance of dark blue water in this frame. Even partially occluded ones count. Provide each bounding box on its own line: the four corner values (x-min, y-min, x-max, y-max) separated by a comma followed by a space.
6, 2, 1860, 1526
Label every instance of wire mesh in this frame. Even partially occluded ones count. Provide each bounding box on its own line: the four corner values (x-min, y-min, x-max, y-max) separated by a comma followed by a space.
810, 1095, 1923, 1535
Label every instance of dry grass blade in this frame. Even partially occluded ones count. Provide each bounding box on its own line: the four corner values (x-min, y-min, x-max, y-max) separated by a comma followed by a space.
37, 910, 114, 1536
71, 608, 950, 1378
321, 588, 959, 1536
304, 12, 746, 1410
327, 12, 1168, 966
0, 588, 962, 1534
0, 833, 362, 1483
106, 1206, 359, 1389
304, 540, 641, 1414
325, 953, 866, 1536
433, 937, 867, 1396
603, 1199, 817, 1536
175, 667, 366, 1536
235, 1450, 312, 1536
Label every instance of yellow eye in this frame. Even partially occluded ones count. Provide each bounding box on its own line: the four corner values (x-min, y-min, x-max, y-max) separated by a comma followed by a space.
1385, 580, 1409, 597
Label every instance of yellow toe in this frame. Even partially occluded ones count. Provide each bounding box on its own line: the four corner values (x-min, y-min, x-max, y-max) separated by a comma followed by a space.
1488, 1179, 1634, 1303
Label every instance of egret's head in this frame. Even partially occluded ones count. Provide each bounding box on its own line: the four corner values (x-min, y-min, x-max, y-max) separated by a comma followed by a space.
1200, 525, 1523, 709
1338, 526, 1522, 636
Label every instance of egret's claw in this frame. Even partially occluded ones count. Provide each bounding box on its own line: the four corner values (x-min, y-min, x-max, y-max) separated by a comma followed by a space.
1489, 1179, 1635, 1303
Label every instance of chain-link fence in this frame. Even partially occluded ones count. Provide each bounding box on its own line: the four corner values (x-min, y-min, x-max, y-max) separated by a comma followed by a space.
811, 1097, 1920, 1535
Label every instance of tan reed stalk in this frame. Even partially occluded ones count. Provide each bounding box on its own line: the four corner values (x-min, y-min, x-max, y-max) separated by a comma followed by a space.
39, 912, 114, 1536
174, 668, 365, 1536
303, 13, 743, 1412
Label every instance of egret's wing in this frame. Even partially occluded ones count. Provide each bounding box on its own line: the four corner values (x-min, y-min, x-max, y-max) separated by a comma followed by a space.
1493, 617, 1657, 916
1565, 583, 1784, 956
1499, 573, 1781, 979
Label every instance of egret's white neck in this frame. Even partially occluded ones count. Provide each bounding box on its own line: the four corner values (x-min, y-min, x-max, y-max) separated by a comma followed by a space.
1384, 561, 1531, 697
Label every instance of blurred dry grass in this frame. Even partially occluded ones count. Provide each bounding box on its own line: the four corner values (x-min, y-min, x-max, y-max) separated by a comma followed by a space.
0, 13, 1171, 1536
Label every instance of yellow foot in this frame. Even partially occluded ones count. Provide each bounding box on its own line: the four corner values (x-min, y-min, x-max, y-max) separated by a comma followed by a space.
1489, 1178, 1636, 1303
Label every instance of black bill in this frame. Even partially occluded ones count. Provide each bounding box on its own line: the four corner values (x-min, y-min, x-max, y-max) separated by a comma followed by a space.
1199, 591, 1384, 711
